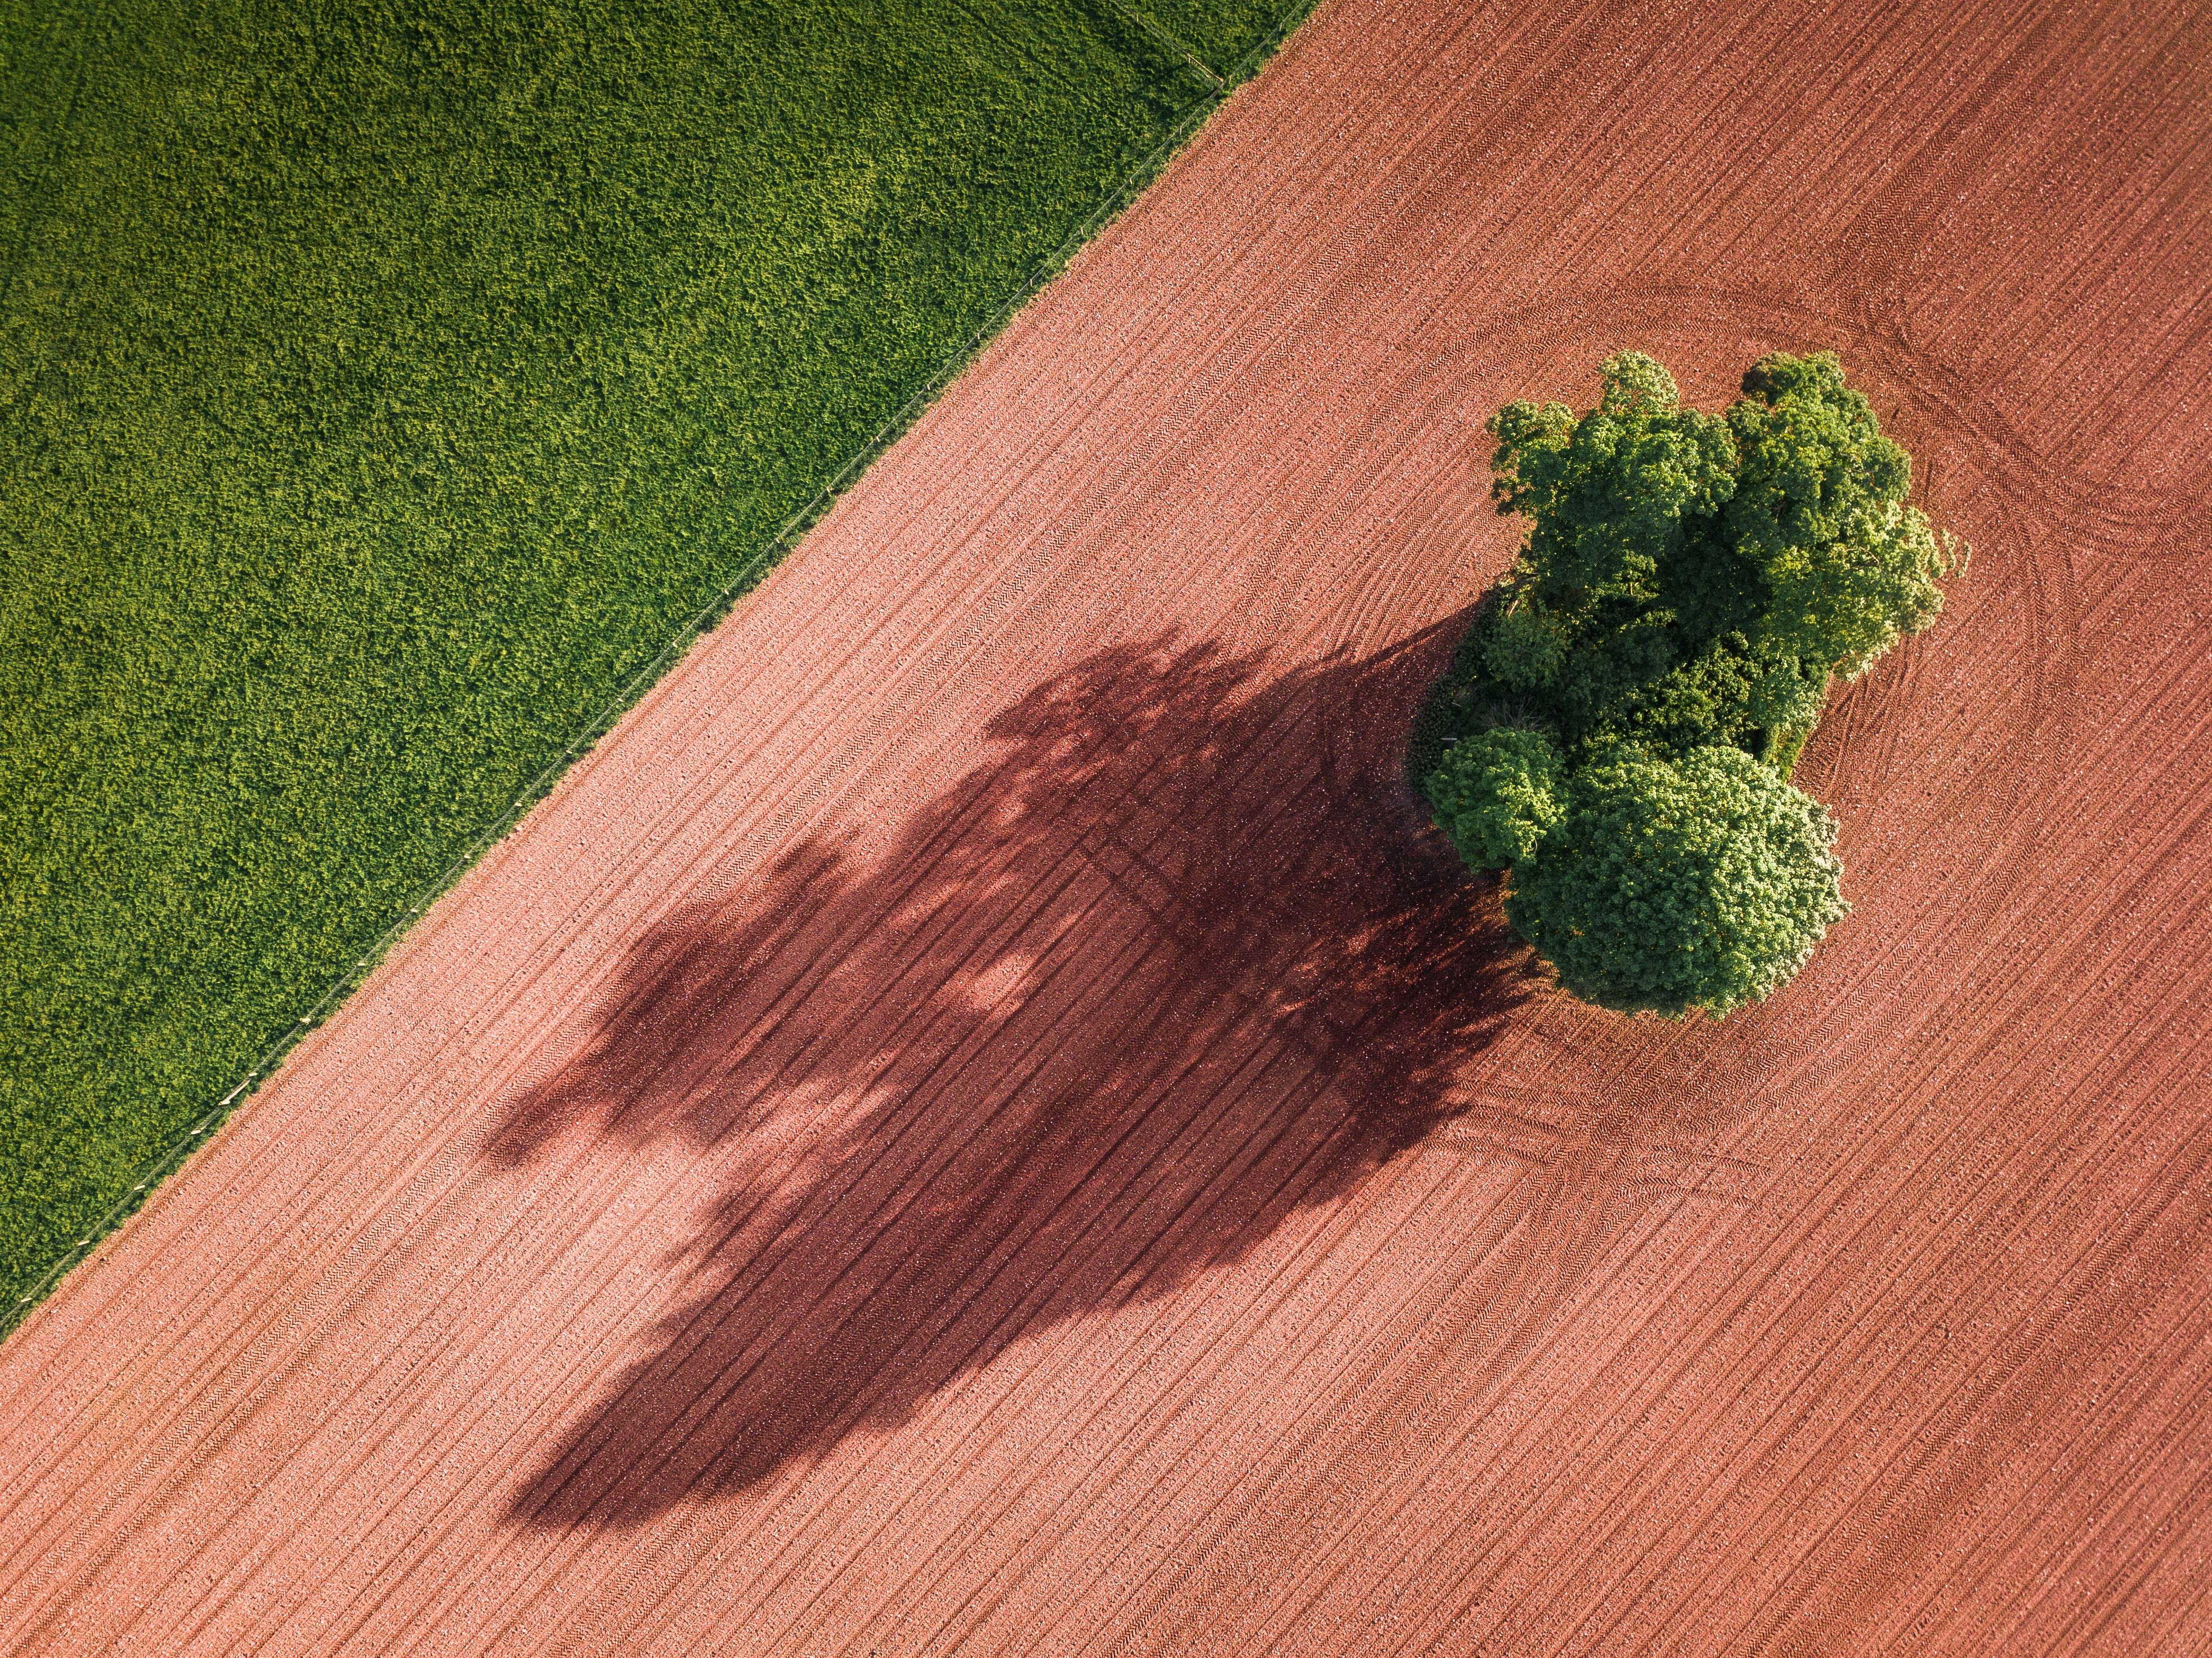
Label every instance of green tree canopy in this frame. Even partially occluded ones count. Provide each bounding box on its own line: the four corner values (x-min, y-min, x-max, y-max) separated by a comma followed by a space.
1504, 746, 1847, 1018
1486, 352, 1736, 601
1411, 348, 1963, 1018
1485, 348, 1962, 680
1725, 353, 1961, 677
1423, 728, 1566, 870
1483, 598, 1569, 689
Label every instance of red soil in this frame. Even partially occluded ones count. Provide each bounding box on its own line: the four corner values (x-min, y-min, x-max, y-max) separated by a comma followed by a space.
5, 0, 2210, 1651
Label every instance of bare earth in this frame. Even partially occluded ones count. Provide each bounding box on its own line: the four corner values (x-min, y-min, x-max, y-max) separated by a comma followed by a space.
5, 0, 2210, 1651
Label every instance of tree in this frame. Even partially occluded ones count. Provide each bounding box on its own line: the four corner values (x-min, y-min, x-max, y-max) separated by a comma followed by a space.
1504, 746, 1847, 1018
1484, 348, 1962, 680
1423, 728, 1565, 870
1725, 352, 1962, 678
1486, 352, 1736, 603
1421, 347, 1961, 1016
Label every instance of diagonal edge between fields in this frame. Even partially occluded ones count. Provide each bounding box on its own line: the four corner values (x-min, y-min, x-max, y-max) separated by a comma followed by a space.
0, 0, 1331, 1345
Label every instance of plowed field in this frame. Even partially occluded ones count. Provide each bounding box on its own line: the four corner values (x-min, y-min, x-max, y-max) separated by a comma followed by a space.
5, 0, 2208, 1652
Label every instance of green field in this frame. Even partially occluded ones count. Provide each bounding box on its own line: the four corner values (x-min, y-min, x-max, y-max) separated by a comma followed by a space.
0, 0, 1289, 1314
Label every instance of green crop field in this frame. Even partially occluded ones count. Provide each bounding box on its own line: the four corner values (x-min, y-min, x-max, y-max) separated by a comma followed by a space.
0, 0, 1291, 1315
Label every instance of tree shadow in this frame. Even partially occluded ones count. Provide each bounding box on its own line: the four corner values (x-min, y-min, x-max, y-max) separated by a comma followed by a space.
483, 620, 1659, 1529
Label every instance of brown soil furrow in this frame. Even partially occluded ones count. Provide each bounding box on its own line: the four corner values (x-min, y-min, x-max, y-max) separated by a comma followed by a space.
451, 915, 1459, 1644
831, 1034, 1645, 1653
1592, 955, 2212, 1627
1265, 1039, 2123, 1653
1279, 936, 2212, 1654
4, 0, 2209, 1652
838, 1151, 1489, 1658
1371, 1052, 2203, 1658
537, 800, 1521, 1653
1982, 1282, 2212, 1658
1875, 1140, 2212, 1658
713, 1095, 1468, 1657
1635, 1037, 2212, 1656
1064, 1132, 1762, 1650
562, 1070, 1424, 1653
190, 844, 1168, 1658
1888, 1292, 2212, 1653
1252, 1006, 2183, 1652
2018, 1375, 2212, 1655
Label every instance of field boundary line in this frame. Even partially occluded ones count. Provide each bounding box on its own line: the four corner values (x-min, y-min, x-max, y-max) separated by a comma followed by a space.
2, 0, 1324, 1342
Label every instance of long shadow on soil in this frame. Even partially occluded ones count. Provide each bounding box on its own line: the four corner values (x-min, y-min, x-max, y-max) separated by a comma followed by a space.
489, 621, 1563, 1527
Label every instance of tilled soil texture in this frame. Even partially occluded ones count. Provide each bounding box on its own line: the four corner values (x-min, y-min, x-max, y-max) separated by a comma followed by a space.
5, 0, 2209, 1653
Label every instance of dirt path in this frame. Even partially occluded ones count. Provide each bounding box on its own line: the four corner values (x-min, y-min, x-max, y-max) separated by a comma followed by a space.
4, 0, 2209, 1651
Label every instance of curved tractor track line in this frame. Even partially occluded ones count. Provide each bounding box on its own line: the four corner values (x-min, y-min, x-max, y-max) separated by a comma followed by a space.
5, 0, 2211, 1653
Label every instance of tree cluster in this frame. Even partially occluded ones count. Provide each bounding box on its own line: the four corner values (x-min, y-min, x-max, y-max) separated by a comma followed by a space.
1421, 350, 1965, 1018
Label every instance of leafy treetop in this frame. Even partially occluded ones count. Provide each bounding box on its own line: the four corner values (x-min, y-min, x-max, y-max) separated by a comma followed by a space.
1415, 349, 1964, 1019
1486, 349, 1961, 683
1503, 745, 1848, 1018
